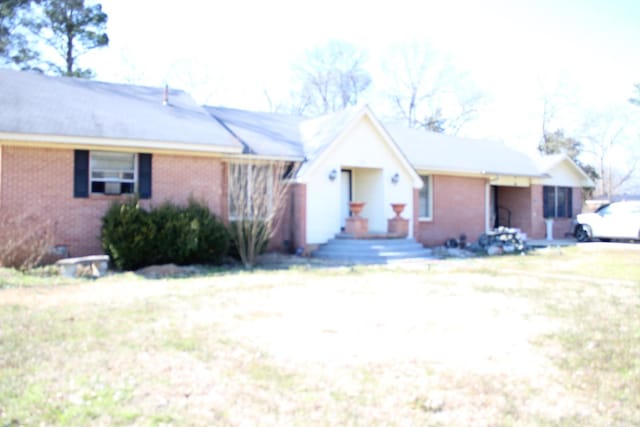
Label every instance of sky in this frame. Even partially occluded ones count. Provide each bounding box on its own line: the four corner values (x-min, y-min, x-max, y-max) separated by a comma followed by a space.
81, 0, 640, 176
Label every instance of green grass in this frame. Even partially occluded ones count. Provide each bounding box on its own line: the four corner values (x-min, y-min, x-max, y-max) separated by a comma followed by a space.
0, 266, 79, 289
0, 245, 639, 426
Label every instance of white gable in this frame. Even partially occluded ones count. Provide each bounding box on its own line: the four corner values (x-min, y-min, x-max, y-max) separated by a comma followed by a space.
304, 112, 419, 244
534, 156, 594, 187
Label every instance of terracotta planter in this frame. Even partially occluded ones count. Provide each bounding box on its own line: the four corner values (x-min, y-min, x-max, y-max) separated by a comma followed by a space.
349, 201, 365, 217
391, 203, 406, 218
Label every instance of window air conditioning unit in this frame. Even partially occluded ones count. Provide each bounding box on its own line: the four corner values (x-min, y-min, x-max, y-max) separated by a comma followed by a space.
104, 182, 121, 195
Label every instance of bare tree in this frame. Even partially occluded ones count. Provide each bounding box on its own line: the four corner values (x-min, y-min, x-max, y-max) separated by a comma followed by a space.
288, 40, 372, 116
581, 110, 637, 199
227, 161, 292, 268
381, 42, 484, 134
629, 83, 640, 106
536, 79, 579, 152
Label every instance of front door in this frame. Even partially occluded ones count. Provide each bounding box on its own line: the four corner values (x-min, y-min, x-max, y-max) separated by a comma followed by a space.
340, 170, 352, 231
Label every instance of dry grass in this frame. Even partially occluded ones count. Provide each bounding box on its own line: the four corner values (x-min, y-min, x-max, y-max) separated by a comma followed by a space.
0, 244, 639, 426
0, 211, 54, 270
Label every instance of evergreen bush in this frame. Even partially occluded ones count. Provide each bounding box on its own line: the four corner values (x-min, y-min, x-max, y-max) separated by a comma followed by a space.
101, 198, 229, 270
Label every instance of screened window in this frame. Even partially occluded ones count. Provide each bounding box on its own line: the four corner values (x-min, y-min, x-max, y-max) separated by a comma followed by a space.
90, 151, 136, 195
543, 186, 572, 218
419, 175, 432, 219
228, 164, 274, 219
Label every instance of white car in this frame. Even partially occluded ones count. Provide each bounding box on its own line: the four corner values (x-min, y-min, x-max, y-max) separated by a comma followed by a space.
575, 201, 640, 242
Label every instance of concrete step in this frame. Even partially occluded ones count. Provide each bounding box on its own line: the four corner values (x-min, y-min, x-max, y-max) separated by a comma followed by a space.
311, 237, 434, 264
323, 237, 423, 247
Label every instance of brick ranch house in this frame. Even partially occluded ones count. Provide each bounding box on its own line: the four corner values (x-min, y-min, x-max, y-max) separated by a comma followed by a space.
0, 69, 593, 257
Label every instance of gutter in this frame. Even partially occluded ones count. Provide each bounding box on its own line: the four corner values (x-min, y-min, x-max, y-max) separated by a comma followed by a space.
222, 153, 306, 162
413, 165, 546, 179
0, 132, 243, 155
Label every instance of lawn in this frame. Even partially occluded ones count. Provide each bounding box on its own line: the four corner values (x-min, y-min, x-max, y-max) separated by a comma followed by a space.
1, 244, 639, 426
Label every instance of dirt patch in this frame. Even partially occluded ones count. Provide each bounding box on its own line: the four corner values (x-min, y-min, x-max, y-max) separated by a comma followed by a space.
136, 263, 203, 279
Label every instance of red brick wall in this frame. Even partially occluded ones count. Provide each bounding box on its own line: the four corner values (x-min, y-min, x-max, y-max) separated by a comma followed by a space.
152, 154, 225, 217
290, 183, 307, 253
529, 185, 545, 238
548, 185, 583, 239
412, 188, 419, 240
415, 175, 486, 246
267, 182, 307, 254
0, 145, 226, 256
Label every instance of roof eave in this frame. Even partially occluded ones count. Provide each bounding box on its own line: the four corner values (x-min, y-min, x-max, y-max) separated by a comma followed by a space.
414, 165, 545, 179
222, 153, 306, 162
0, 132, 243, 155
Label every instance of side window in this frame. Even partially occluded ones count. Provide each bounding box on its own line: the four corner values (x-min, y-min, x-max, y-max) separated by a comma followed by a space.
419, 175, 432, 219
74, 150, 152, 198
543, 186, 572, 218
228, 163, 274, 219
90, 151, 137, 195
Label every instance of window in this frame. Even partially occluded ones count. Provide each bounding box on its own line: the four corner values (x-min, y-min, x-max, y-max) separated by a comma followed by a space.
90, 151, 136, 195
419, 175, 432, 219
228, 163, 274, 219
543, 186, 572, 218
73, 150, 151, 199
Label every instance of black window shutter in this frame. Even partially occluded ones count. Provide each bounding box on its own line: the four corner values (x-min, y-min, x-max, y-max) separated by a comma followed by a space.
542, 186, 554, 218
73, 150, 89, 198
567, 187, 573, 218
138, 153, 152, 199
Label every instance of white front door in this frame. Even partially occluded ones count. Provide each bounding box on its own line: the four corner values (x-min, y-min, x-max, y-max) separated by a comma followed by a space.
340, 170, 352, 230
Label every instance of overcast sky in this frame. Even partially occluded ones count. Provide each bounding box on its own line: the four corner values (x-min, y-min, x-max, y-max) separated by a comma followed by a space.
83, 0, 640, 160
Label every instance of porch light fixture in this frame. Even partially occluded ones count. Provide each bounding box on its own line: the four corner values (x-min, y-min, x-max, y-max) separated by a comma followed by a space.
328, 169, 337, 181
391, 173, 400, 184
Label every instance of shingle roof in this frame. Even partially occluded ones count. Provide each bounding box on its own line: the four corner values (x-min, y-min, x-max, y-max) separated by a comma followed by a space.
204, 105, 364, 161
204, 106, 306, 158
206, 106, 547, 179
385, 123, 545, 177
0, 68, 241, 151
1, 69, 550, 180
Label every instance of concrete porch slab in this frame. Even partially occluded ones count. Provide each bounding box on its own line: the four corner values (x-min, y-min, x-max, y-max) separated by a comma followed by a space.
527, 238, 577, 248
336, 231, 408, 240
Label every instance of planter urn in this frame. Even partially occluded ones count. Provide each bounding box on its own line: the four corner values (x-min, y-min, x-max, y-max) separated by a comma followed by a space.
391, 203, 406, 219
349, 201, 365, 217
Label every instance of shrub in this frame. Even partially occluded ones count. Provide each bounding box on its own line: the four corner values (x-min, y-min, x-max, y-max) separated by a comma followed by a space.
101, 199, 156, 271
181, 200, 230, 265
0, 211, 54, 270
101, 198, 229, 271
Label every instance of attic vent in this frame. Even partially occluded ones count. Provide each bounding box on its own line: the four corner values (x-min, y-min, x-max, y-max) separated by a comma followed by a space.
162, 84, 169, 106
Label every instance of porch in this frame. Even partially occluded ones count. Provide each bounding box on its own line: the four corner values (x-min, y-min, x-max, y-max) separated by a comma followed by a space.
305, 164, 416, 246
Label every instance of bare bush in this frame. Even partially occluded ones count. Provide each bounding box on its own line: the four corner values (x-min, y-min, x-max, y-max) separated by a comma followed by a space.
0, 211, 54, 270
227, 161, 291, 268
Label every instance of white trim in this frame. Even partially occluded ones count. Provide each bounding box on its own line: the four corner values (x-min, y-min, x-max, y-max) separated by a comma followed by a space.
296, 107, 424, 188
0, 132, 242, 155
536, 155, 595, 188
89, 151, 137, 195
222, 154, 304, 163
416, 166, 545, 179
